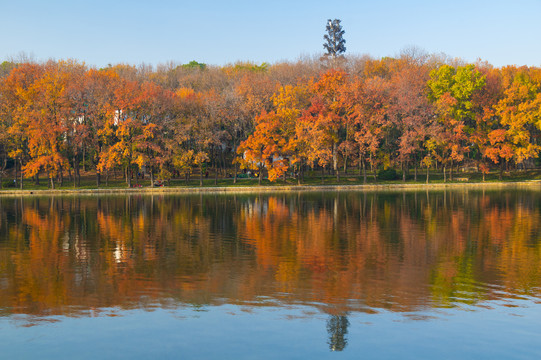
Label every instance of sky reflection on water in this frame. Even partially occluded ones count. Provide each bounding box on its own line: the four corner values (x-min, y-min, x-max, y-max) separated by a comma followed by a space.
3, 301, 541, 359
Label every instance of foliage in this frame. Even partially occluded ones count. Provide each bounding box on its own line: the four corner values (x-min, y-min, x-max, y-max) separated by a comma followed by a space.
377, 168, 400, 180
181, 60, 207, 70
0, 55, 540, 189
323, 19, 346, 58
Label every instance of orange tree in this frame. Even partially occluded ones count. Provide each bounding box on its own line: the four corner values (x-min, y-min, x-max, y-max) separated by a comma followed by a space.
23, 62, 74, 189
350, 76, 392, 182
0, 63, 44, 188
308, 69, 348, 181
97, 79, 146, 187
388, 61, 434, 181
238, 84, 310, 184
79, 68, 121, 186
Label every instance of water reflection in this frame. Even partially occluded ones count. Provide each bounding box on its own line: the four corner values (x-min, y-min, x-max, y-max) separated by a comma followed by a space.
327, 314, 349, 351
0, 190, 540, 341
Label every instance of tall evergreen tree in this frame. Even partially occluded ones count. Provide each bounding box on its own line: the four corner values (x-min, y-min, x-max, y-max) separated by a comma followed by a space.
323, 19, 346, 58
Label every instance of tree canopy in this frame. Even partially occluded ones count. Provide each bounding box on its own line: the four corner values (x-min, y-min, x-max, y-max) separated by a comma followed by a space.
0, 54, 540, 188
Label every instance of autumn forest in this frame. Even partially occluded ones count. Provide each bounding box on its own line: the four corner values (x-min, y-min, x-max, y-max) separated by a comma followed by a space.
0, 52, 540, 189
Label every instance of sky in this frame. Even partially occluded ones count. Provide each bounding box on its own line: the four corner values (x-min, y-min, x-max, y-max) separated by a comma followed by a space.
1, 0, 540, 68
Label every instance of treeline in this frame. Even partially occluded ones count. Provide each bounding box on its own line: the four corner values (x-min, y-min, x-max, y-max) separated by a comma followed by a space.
0, 52, 540, 188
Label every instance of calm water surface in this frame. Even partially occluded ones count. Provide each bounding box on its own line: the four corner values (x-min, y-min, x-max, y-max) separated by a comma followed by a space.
1, 190, 541, 359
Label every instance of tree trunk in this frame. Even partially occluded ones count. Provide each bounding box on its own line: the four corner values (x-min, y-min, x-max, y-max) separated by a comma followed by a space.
449, 160, 453, 181
414, 165, 418, 182
297, 159, 303, 185
97, 171, 101, 188
19, 159, 23, 190
73, 155, 77, 188
363, 161, 367, 184
443, 166, 446, 183
402, 163, 406, 183
0, 156, 4, 189
258, 162, 263, 186
321, 166, 325, 184
221, 149, 226, 177
127, 166, 131, 188
332, 142, 338, 175
426, 167, 429, 184
50, 175, 55, 190
199, 166, 203, 187
150, 171, 154, 187
214, 165, 218, 186
233, 162, 238, 184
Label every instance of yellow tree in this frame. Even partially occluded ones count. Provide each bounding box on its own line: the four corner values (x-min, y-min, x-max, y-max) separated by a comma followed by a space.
494, 66, 541, 169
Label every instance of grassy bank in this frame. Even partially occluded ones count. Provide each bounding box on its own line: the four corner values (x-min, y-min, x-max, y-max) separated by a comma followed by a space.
0, 170, 540, 195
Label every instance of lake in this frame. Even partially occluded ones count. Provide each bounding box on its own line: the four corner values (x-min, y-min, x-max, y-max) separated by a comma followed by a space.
1, 189, 540, 359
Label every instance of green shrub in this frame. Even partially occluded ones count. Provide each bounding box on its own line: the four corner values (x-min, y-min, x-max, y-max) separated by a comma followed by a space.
2, 180, 16, 188
377, 168, 400, 180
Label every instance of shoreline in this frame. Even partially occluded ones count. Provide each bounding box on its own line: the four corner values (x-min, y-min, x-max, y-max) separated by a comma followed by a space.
0, 180, 540, 196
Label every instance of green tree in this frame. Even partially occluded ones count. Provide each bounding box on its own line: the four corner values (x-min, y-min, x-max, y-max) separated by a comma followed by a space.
427, 64, 485, 180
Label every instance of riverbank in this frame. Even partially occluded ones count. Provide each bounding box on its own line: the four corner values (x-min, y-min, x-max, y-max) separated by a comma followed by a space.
0, 180, 540, 196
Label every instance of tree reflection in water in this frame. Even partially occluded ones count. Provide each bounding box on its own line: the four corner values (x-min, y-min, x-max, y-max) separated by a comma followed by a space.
0, 189, 540, 350
327, 314, 350, 351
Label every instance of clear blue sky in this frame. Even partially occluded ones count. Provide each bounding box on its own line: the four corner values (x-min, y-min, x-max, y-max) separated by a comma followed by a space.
1, 0, 540, 67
